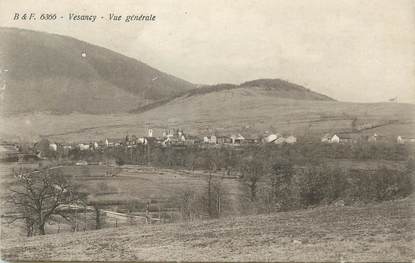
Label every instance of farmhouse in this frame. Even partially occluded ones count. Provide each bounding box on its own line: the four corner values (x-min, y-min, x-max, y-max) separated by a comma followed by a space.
231, 134, 245, 144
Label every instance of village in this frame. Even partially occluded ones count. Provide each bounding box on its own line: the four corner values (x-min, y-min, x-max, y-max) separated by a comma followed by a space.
1, 128, 415, 163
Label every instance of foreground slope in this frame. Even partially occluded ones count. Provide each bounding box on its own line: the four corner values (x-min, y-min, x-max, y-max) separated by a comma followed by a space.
0, 27, 195, 114
2, 197, 414, 262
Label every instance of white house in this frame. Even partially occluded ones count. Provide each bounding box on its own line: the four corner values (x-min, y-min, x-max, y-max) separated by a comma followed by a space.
285, 135, 297, 144
49, 143, 58, 151
78, 144, 90, 151
330, 135, 340, 143
138, 137, 148, 145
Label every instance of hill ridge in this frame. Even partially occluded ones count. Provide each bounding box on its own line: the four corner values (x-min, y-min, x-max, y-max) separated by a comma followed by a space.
130, 78, 334, 113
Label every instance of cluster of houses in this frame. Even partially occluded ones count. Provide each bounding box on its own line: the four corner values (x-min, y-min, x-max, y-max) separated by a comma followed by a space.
43, 130, 415, 154
33, 129, 300, 156
2, 129, 415, 162
321, 133, 415, 144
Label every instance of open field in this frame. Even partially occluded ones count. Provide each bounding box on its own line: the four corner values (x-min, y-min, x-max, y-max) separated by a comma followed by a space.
70, 165, 242, 211
1, 195, 414, 262
1, 95, 414, 142
0, 163, 244, 239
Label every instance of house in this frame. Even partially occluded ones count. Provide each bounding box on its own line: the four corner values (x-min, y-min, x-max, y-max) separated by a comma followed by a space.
63, 145, 72, 150
321, 134, 340, 143
321, 133, 332, 143
138, 137, 148, 145
264, 134, 280, 143
161, 129, 187, 145
104, 138, 121, 147
397, 136, 415, 144
231, 134, 245, 144
78, 143, 90, 151
204, 135, 217, 144
217, 136, 232, 144
49, 143, 58, 151
330, 135, 340, 143
184, 135, 201, 145
285, 135, 297, 144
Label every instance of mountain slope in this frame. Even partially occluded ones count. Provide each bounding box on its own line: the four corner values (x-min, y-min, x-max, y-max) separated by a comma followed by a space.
1, 92, 413, 142
0, 27, 195, 115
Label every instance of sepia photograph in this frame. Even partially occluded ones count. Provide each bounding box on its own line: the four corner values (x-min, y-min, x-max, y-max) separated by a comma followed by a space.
0, 0, 414, 262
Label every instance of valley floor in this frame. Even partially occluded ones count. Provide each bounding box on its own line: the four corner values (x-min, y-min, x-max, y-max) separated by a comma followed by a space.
1, 196, 414, 262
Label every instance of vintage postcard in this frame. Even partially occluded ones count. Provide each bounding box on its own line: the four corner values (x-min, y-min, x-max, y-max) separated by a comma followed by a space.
0, 0, 414, 262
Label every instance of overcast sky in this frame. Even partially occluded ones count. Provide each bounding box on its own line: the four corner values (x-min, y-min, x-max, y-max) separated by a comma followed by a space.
1, 0, 414, 103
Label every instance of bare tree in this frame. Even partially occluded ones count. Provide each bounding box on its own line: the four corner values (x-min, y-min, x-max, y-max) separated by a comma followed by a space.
177, 189, 198, 221
7, 167, 86, 236
239, 156, 268, 202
